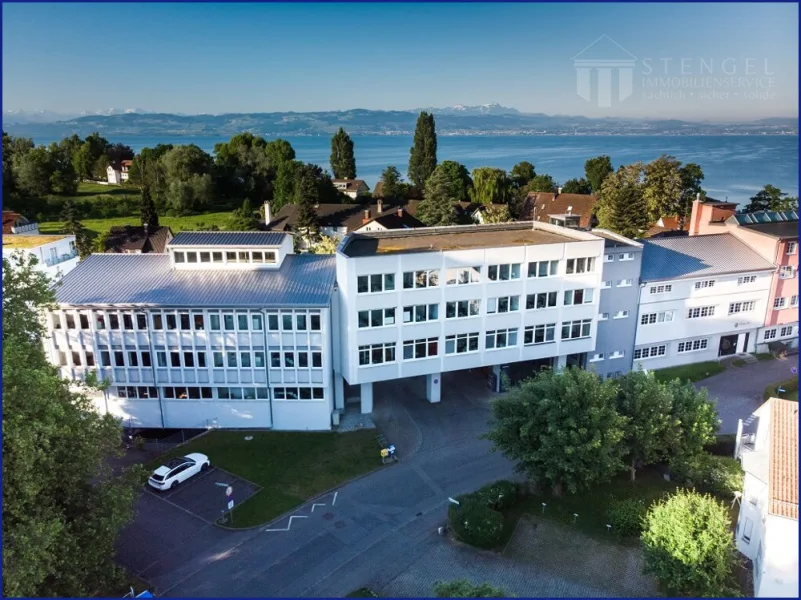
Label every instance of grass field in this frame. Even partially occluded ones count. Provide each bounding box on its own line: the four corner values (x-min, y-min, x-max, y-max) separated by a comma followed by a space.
148, 430, 380, 528
67, 181, 141, 201
653, 360, 726, 383
764, 375, 799, 400
39, 212, 234, 237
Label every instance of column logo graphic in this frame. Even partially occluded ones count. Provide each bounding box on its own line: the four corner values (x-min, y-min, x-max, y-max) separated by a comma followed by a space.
573, 35, 637, 108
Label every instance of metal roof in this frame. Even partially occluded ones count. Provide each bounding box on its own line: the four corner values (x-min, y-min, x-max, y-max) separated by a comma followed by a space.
733, 210, 798, 225
641, 233, 776, 282
168, 231, 288, 247
55, 253, 336, 307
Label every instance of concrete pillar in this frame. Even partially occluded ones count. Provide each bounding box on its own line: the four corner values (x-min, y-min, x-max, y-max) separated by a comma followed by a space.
556, 355, 567, 371
426, 373, 442, 403
360, 382, 373, 414
334, 372, 345, 411
491, 365, 502, 393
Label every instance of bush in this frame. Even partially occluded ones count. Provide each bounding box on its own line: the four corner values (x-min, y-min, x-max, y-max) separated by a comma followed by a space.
434, 580, 512, 598
670, 453, 743, 498
471, 480, 519, 511
705, 434, 736, 457
642, 490, 739, 597
606, 498, 647, 537
448, 500, 504, 549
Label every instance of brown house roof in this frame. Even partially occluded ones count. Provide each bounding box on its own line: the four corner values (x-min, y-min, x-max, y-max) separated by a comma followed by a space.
104, 225, 173, 254
519, 192, 598, 228
332, 179, 369, 192
267, 201, 420, 233
2, 211, 31, 234
769, 397, 798, 521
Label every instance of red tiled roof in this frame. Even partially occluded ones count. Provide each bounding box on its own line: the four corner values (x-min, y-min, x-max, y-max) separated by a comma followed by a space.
519, 192, 598, 228
769, 397, 799, 520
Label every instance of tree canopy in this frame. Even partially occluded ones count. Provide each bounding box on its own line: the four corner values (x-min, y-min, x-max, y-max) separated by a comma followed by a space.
561, 177, 592, 195
330, 128, 357, 179
408, 111, 438, 188
417, 167, 458, 226
596, 163, 650, 238
510, 161, 536, 188
743, 184, 799, 213
469, 167, 511, 205
584, 155, 613, 192
432, 160, 472, 202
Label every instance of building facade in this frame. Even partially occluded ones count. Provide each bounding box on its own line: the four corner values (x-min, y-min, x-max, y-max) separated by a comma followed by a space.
335, 223, 612, 412
46, 232, 338, 431
634, 234, 776, 371
3, 234, 79, 280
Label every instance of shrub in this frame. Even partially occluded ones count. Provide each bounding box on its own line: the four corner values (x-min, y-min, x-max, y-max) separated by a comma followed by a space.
434, 580, 512, 597
670, 453, 743, 498
642, 490, 739, 597
606, 498, 647, 537
448, 500, 504, 549
472, 480, 519, 511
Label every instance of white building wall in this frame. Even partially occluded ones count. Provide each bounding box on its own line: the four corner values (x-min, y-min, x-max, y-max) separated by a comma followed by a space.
634, 270, 774, 370
3, 237, 80, 280
758, 517, 799, 598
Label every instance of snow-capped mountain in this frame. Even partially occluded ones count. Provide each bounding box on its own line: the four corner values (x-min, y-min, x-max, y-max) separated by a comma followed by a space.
3, 108, 152, 124
423, 103, 521, 116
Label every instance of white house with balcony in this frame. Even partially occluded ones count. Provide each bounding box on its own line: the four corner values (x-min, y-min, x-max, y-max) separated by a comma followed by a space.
735, 397, 798, 598
44, 231, 338, 431
633, 234, 776, 371
334, 222, 607, 413
2, 234, 80, 280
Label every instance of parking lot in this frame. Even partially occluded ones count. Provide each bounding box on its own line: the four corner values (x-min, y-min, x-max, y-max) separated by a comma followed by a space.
145, 466, 261, 524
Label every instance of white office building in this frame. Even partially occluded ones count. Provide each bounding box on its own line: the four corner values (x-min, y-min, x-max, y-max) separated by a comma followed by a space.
46, 232, 338, 431
633, 234, 776, 371
334, 222, 609, 412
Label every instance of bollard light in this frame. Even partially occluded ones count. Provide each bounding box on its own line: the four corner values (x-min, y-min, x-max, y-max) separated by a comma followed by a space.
541, 502, 547, 513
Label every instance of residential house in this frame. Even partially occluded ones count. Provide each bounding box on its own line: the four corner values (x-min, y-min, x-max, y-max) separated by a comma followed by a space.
736, 397, 798, 598
633, 234, 776, 371
689, 198, 798, 352
3, 211, 39, 235
101, 225, 174, 254
332, 179, 369, 200
2, 211, 79, 279
106, 159, 133, 185
403, 200, 508, 224
45, 232, 337, 430
120, 159, 132, 182
518, 190, 598, 229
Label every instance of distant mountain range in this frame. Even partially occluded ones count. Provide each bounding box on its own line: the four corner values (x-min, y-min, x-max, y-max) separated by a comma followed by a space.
2, 105, 797, 137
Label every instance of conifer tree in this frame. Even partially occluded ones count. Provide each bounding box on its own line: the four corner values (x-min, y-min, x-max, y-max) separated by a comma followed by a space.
329, 128, 356, 179
408, 111, 437, 189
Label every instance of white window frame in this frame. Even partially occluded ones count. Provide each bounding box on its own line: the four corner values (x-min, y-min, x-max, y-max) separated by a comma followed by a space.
633, 344, 667, 360
487, 295, 520, 314
488, 263, 521, 281
523, 323, 556, 346
728, 300, 756, 315
527, 260, 559, 278
619, 252, 634, 261
763, 328, 777, 341
561, 319, 592, 340
485, 328, 519, 349
402, 303, 439, 324
598, 312, 609, 321
613, 310, 629, 319
779, 266, 796, 279
677, 338, 709, 353
565, 257, 596, 275
357, 273, 395, 295
694, 279, 716, 290
737, 275, 757, 285
358, 308, 396, 329
604, 254, 614, 263
649, 284, 672, 294
609, 350, 625, 359
444, 332, 480, 355
793, 295, 799, 308
687, 305, 716, 319
780, 325, 795, 337
787, 241, 797, 255
640, 311, 673, 325
403, 269, 439, 289
589, 352, 605, 362
402, 337, 439, 361
774, 297, 787, 310
445, 266, 481, 285
601, 280, 612, 289
563, 288, 594, 306
358, 342, 396, 367
445, 299, 481, 319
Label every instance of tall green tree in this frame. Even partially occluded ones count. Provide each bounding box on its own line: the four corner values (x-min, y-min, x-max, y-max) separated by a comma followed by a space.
139, 185, 159, 231
59, 200, 92, 258
561, 177, 592, 194
264, 138, 296, 167
743, 184, 799, 213
2, 132, 21, 198
127, 144, 173, 208
72, 132, 111, 180
676, 163, 705, 230
643, 155, 683, 223
295, 164, 321, 242
417, 167, 457, 226
432, 160, 472, 202
227, 198, 260, 231
272, 159, 303, 212
12, 146, 55, 197
329, 127, 356, 179
469, 167, 511, 205
585, 155, 613, 193
663, 379, 718, 461
483, 368, 627, 496
408, 111, 437, 188
379, 165, 404, 201
2, 254, 143, 597
596, 163, 649, 238
47, 142, 79, 195
528, 173, 556, 193
161, 144, 215, 214
214, 133, 273, 203
641, 490, 739, 597
510, 161, 536, 189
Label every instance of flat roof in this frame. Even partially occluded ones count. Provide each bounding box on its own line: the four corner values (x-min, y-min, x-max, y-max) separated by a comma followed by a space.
590, 229, 643, 249
54, 253, 336, 308
168, 231, 288, 247
340, 222, 590, 258
2, 234, 70, 249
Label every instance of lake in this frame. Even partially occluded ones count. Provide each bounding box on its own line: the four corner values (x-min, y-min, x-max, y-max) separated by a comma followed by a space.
33, 134, 799, 204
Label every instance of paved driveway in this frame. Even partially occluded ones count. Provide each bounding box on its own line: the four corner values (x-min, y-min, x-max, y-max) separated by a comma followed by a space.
696, 357, 797, 434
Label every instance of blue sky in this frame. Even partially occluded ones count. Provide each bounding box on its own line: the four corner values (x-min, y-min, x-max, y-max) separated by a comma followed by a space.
2, 2, 798, 120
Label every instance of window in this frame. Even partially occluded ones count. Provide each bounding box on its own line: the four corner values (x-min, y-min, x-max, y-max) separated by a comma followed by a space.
604, 254, 614, 263
186, 252, 198, 264
282, 314, 293, 330
487, 263, 521, 281
613, 310, 629, 319
267, 314, 279, 330
272, 387, 324, 400
598, 312, 609, 320
174, 252, 185, 263
136, 314, 147, 330
296, 314, 307, 330
780, 325, 795, 337
565, 257, 596, 274
180, 352, 193, 368
65, 314, 76, 329
359, 342, 396, 366
212, 251, 223, 263
774, 297, 787, 309
224, 314, 235, 331
445, 332, 480, 355
359, 308, 397, 328
649, 284, 672, 294
127, 351, 138, 367
526, 292, 557, 310
694, 279, 715, 290
114, 351, 125, 367
312, 351, 322, 368
640, 311, 674, 325
297, 352, 308, 368
487, 296, 520, 314
687, 306, 716, 319
563, 289, 594, 306
619, 252, 634, 261
633, 345, 667, 360
780, 266, 795, 279
284, 352, 295, 368
787, 241, 797, 255
445, 299, 480, 318
71, 351, 81, 366
523, 323, 555, 345
561, 319, 592, 340
616, 279, 633, 287
155, 352, 166, 367
254, 351, 265, 368
270, 352, 281, 368
403, 269, 439, 288
609, 350, 625, 359
402, 337, 439, 360
213, 352, 224, 368
226, 251, 237, 263
170, 351, 181, 367
792, 295, 799, 307
402, 304, 438, 323
139, 351, 151, 367
589, 353, 604, 362
728, 301, 756, 315
677, 338, 709, 353
737, 275, 757, 285
100, 351, 111, 367
486, 328, 518, 349
179, 312, 191, 330
210, 314, 221, 330
196, 352, 206, 368
357, 273, 395, 294
741, 517, 753, 543
601, 280, 611, 289
764, 328, 777, 341
241, 352, 252, 368
446, 266, 481, 285
238, 314, 249, 330
251, 251, 262, 263
310, 314, 321, 331
227, 352, 237, 368
252, 314, 263, 330
527, 260, 558, 278
109, 314, 120, 330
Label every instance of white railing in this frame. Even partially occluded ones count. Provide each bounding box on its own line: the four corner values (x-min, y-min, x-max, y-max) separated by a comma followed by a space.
45, 250, 79, 267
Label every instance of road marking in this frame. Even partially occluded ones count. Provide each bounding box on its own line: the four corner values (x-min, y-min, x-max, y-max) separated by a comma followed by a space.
263, 515, 308, 532
331, 491, 338, 506
310, 503, 326, 512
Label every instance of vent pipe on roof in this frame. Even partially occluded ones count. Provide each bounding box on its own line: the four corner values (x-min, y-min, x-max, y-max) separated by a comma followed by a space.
263, 201, 272, 225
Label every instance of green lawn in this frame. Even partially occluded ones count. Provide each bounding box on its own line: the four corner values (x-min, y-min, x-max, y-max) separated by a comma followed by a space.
764, 375, 799, 401
653, 361, 726, 383
754, 352, 775, 362
67, 181, 141, 201
148, 430, 380, 528
39, 212, 234, 237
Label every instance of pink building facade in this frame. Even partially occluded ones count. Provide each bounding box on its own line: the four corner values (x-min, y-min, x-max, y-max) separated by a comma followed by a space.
689, 199, 798, 351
